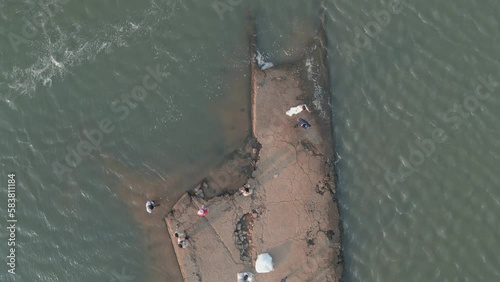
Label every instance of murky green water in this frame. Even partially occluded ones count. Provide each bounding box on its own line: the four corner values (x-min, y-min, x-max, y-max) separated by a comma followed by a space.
327, 0, 500, 281
0, 0, 499, 281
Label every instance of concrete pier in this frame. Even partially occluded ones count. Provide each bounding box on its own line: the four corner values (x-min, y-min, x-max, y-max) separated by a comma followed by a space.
165, 21, 343, 282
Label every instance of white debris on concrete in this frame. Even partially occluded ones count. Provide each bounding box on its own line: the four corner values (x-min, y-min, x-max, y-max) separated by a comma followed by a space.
286, 104, 310, 116
256, 51, 274, 70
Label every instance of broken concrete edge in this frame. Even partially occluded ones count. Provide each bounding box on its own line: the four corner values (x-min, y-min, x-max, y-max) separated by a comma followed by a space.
178, 134, 262, 200
164, 195, 196, 281
234, 212, 255, 262
316, 8, 347, 278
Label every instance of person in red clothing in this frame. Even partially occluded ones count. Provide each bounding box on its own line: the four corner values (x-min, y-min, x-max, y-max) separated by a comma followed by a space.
197, 205, 208, 216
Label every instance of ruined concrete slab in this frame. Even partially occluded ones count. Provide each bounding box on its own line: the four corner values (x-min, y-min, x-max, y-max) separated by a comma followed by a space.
165, 18, 342, 282
165, 193, 253, 282
246, 41, 342, 282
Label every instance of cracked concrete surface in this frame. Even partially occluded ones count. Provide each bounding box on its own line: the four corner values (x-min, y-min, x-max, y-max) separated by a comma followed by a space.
164, 23, 342, 282
248, 60, 342, 282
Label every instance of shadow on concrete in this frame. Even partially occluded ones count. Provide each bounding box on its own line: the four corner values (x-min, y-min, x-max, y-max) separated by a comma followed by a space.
265, 240, 293, 268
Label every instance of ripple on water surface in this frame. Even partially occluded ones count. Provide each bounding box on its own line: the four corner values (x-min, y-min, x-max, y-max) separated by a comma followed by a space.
326, 0, 500, 281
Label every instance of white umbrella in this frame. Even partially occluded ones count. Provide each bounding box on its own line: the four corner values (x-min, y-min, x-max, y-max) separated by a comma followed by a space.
255, 253, 274, 273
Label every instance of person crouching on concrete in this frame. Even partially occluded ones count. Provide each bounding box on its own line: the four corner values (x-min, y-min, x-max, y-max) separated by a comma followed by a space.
240, 185, 253, 196
177, 238, 189, 248
177, 235, 190, 249
174, 225, 189, 248
174, 225, 185, 239
294, 118, 311, 129
197, 205, 209, 216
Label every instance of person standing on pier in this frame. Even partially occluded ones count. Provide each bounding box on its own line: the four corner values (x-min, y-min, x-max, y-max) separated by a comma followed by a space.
145, 200, 159, 214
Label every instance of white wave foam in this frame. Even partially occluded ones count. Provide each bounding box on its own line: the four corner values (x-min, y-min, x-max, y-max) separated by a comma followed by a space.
306, 57, 325, 115
3, 1, 181, 98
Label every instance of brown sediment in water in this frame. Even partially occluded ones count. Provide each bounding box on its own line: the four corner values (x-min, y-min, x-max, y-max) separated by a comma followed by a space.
164, 13, 343, 282
209, 66, 252, 154
99, 152, 242, 282
209, 25, 253, 156
99, 110, 258, 281
99, 55, 257, 281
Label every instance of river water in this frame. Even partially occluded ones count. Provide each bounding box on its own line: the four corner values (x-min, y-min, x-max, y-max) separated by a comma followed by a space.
1, 0, 499, 281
